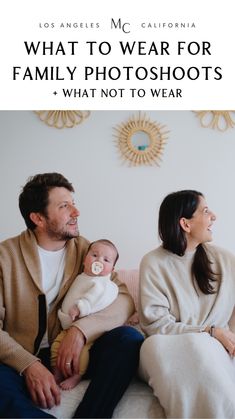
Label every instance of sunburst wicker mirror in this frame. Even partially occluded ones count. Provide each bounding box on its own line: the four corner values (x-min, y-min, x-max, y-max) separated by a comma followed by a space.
114, 113, 169, 167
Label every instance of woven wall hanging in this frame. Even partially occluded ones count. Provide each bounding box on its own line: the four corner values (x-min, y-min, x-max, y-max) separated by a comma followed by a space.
35, 110, 90, 129
194, 111, 235, 132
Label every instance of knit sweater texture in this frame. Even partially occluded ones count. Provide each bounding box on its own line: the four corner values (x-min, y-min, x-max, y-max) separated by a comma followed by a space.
139, 244, 235, 336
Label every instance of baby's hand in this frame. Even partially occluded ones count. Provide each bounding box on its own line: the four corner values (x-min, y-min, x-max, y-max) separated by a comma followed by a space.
126, 312, 139, 326
69, 305, 80, 321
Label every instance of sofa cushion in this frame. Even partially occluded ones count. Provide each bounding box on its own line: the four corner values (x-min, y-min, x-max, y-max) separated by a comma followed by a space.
117, 269, 139, 311
43, 377, 165, 418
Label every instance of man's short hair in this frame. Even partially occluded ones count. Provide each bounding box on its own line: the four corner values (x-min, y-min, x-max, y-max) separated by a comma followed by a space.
19, 172, 74, 230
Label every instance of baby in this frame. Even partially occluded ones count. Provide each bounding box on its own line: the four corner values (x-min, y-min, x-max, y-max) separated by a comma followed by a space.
51, 239, 119, 390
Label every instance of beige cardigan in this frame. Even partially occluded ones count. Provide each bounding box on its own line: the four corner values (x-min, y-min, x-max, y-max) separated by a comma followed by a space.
0, 230, 134, 373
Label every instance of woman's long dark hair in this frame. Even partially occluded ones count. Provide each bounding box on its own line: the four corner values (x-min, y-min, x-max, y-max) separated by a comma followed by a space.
158, 190, 217, 294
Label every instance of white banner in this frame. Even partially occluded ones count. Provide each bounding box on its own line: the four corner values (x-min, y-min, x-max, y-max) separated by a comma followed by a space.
0, 0, 234, 109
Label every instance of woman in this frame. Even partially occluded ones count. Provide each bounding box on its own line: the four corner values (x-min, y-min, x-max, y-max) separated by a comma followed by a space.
139, 190, 235, 418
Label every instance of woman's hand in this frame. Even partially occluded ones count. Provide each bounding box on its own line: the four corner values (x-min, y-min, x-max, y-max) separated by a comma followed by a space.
213, 327, 235, 356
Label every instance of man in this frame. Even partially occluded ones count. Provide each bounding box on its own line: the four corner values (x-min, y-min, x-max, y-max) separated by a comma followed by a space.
0, 172, 143, 418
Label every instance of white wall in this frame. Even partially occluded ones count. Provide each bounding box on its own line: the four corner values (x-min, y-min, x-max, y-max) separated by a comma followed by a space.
1, 110, 235, 269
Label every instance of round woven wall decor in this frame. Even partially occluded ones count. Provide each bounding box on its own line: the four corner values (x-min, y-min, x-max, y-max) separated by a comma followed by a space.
35, 110, 90, 129
114, 113, 169, 167
194, 111, 235, 132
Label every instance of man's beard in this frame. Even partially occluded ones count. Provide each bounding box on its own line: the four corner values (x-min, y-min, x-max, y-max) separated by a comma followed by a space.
45, 220, 80, 241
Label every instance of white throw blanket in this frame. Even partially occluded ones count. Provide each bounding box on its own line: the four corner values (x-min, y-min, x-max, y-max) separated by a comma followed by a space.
140, 332, 235, 418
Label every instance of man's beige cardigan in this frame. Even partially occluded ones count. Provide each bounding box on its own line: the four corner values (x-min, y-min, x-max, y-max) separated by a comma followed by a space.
0, 230, 133, 373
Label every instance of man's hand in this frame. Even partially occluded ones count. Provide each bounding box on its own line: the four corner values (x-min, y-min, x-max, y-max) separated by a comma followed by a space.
56, 326, 85, 378
23, 361, 61, 409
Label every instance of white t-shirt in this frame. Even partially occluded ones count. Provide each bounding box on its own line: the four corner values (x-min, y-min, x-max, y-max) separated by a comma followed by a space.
38, 245, 66, 347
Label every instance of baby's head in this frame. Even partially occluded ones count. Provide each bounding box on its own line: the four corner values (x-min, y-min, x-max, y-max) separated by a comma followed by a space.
83, 239, 119, 276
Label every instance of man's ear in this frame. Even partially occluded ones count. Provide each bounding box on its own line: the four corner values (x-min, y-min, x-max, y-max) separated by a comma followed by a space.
29, 212, 45, 228
179, 217, 191, 233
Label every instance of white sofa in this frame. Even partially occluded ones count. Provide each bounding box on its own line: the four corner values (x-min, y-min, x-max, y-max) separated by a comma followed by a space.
44, 376, 165, 418
43, 269, 165, 418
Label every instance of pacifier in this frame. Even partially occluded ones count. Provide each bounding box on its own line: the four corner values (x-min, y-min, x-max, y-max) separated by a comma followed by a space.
91, 261, 104, 275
